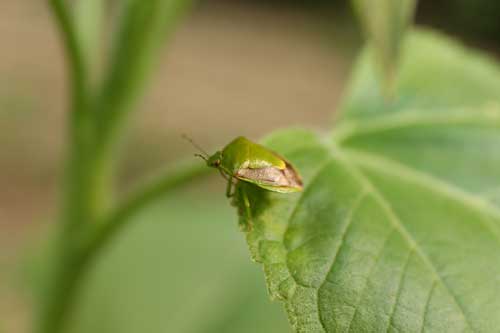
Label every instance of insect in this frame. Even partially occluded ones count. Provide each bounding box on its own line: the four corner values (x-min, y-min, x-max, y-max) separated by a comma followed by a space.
185, 136, 303, 197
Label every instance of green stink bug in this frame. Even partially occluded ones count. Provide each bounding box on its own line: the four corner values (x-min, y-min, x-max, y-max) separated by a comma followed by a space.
186, 136, 303, 197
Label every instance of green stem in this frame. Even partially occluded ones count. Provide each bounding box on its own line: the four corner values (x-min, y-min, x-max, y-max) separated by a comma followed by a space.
75, 0, 103, 78
40, 2, 95, 333
49, 0, 95, 232
83, 161, 209, 262
43, 1, 197, 332
49, 0, 87, 110
93, 0, 194, 147
38, 159, 208, 333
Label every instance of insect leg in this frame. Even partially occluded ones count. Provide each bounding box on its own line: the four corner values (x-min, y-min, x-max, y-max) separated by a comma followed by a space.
218, 169, 229, 181
241, 189, 253, 231
225, 177, 234, 198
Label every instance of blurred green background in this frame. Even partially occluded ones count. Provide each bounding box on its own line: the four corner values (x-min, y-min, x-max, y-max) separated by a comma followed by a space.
1, 0, 499, 332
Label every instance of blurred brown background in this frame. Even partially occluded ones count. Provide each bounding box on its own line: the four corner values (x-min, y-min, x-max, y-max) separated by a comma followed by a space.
1, 0, 499, 332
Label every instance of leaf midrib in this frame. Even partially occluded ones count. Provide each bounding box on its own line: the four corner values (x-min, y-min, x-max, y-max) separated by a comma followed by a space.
262, 131, 500, 332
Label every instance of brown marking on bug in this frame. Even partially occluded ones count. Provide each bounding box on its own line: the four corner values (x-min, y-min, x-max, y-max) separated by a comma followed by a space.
236, 162, 303, 189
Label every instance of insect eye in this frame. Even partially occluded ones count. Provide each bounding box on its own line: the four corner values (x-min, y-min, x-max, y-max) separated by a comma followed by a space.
214, 160, 221, 166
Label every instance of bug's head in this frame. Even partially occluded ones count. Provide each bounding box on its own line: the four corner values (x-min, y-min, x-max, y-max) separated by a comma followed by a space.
206, 151, 222, 168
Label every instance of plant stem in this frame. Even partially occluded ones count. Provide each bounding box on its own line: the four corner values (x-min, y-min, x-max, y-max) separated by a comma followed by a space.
39, 161, 209, 333
41, 2, 95, 333
49, 0, 87, 110
48, 0, 96, 232
43, 1, 196, 332
93, 0, 194, 146
85, 161, 209, 258
36, 253, 87, 333
75, 0, 104, 77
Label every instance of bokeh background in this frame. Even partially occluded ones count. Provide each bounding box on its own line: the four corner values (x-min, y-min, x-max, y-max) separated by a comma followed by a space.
1, 0, 499, 332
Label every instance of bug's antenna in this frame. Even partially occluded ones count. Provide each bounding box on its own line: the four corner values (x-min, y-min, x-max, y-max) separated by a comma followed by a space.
182, 134, 209, 158
194, 153, 208, 162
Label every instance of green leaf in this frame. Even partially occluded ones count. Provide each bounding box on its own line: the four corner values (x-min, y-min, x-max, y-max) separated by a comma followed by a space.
335, 108, 500, 202
351, 0, 416, 97
238, 30, 500, 332
67, 192, 290, 333
339, 30, 500, 121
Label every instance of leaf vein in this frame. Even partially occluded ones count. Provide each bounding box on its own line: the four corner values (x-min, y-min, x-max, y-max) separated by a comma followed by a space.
346, 149, 500, 246
420, 281, 437, 333
283, 160, 334, 249
335, 148, 476, 331
386, 248, 414, 332
346, 228, 397, 333
316, 190, 367, 332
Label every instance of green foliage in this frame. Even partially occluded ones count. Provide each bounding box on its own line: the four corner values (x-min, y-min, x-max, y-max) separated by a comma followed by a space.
45, 0, 500, 331
42, 1, 196, 332
237, 30, 500, 332
351, 0, 416, 97
67, 193, 290, 333
95, 0, 194, 141
339, 30, 500, 120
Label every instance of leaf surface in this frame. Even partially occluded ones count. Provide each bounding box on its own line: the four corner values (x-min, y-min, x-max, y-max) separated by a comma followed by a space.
239, 30, 500, 332
339, 30, 500, 120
